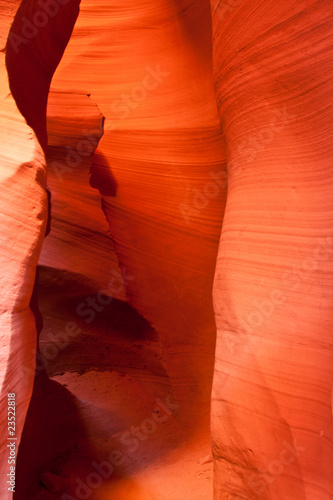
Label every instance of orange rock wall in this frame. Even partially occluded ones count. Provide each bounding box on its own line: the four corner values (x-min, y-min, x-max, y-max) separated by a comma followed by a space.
211, 1, 333, 498
1, 0, 332, 498
49, 0, 227, 421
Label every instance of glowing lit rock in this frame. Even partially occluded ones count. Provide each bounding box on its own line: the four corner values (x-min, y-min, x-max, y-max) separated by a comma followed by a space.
211, 1, 333, 498
49, 0, 227, 423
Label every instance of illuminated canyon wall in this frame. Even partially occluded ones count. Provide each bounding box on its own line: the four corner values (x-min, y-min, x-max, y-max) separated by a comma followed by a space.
0, 0, 332, 499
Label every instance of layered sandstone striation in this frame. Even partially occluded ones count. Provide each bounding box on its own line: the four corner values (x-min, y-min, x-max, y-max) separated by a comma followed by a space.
0, 56, 47, 500
211, 0, 333, 498
1, 0, 80, 497
1, 0, 332, 499
2, 0, 226, 498
0, 1, 48, 497
47, 0, 227, 433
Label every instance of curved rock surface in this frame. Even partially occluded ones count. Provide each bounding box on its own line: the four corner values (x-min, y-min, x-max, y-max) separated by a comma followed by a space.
0, 0, 332, 499
211, 0, 333, 498
0, 54, 47, 500
1, 0, 80, 497
49, 0, 227, 426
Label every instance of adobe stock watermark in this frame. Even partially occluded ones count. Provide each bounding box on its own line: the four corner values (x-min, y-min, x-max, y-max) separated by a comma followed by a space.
20, 320, 82, 385
104, 65, 170, 131
179, 167, 228, 225
61, 397, 179, 500
75, 267, 134, 324
19, 267, 134, 383
247, 439, 306, 494
216, 227, 333, 403
8, 0, 73, 54
179, 106, 296, 225
51, 65, 169, 181
235, 226, 333, 338
51, 127, 102, 182
227, 106, 296, 180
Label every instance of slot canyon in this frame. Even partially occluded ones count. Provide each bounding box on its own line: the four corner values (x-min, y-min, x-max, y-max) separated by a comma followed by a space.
0, 0, 332, 499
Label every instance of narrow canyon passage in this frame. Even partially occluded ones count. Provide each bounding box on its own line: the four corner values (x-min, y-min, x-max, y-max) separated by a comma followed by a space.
0, 1, 332, 499
4, 0, 225, 498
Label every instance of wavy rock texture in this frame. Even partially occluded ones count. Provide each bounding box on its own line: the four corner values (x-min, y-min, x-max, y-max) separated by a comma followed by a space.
25, 1, 226, 497
49, 0, 227, 426
0, 0, 80, 498
211, 0, 333, 498
0, 51, 47, 500
1, 0, 332, 499
2, 0, 226, 498
41, 89, 117, 289
0, 1, 48, 496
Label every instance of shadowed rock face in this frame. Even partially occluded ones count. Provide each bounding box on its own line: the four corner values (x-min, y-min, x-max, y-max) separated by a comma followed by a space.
1, 0, 333, 499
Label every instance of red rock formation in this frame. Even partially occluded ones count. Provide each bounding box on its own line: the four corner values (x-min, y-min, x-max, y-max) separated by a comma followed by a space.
211, 0, 333, 498
48, 0, 227, 427
1, 0, 332, 499
1, 0, 80, 498
0, 68, 47, 500
2, 0, 226, 498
